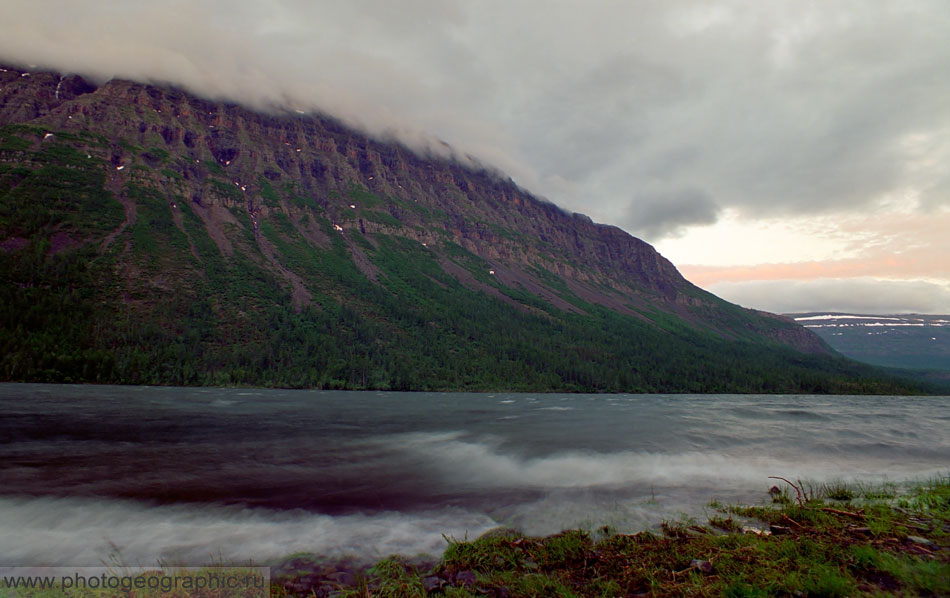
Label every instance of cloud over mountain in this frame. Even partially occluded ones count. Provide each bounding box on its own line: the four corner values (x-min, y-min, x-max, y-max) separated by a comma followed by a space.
2, 1, 948, 315
2, 0, 947, 240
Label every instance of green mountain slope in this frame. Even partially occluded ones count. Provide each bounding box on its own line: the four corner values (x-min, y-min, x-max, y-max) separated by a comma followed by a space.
0, 64, 925, 393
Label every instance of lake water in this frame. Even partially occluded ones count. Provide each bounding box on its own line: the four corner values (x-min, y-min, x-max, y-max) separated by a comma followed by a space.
1, 384, 947, 566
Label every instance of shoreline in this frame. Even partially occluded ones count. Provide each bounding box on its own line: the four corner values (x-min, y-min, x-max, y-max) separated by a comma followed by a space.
267, 477, 949, 597
0, 477, 945, 596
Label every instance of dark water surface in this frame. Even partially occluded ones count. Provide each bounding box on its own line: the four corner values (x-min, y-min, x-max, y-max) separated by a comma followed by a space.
1, 384, 947, 565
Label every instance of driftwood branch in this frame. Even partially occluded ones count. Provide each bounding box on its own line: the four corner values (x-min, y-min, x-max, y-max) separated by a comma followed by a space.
820, 507, 865, 520
781, 514, 804, 528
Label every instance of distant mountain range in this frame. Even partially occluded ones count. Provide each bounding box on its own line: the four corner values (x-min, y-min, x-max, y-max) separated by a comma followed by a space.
0, 62, 930, 393
789, 313, 950, 373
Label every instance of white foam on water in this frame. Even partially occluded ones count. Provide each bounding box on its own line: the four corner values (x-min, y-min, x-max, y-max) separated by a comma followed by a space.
0, 496, 497, 567
386, 431, 946, 491
3, 388, 948, 567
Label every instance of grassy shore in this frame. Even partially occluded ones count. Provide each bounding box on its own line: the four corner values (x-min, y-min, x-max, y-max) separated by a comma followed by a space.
272, 476, 949, 597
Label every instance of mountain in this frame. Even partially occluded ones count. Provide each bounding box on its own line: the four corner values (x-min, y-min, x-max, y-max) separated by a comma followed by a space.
0, 63, 923, 393
789, 313, 950, 373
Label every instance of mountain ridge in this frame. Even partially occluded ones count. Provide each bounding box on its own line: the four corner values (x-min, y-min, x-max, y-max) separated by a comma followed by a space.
1, 62, 923, 393
789, 312, 950, 373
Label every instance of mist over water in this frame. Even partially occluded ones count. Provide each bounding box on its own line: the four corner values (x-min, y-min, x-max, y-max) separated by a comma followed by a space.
1, 384, 947, 566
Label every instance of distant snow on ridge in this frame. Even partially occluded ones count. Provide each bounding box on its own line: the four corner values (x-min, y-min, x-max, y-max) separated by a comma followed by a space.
792, 312, 947, 330
786, 313, 950, 371
802, 322, 944, 328
794, 314, 903, 322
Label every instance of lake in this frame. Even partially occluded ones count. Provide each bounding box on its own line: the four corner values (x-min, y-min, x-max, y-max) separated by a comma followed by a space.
1, 384, 947, 566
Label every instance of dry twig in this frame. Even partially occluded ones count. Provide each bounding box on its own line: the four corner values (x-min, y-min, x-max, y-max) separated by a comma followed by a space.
768, 476, 807, 507
820, 507, 865, 520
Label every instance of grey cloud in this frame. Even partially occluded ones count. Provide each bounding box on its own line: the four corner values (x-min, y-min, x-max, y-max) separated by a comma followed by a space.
0, 0, 948, 240
625, 188, 721, 239
708, 278, 950, 315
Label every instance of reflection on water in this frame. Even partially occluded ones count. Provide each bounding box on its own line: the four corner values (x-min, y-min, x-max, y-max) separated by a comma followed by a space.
0, 384, 947, 565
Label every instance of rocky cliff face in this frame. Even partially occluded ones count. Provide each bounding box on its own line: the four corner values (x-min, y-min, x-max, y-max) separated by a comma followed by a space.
2, 68, 685, 299
1, 63, 874, 392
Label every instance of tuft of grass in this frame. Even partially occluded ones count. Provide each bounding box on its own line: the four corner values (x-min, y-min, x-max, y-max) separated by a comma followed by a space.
857, 480, 899, 500
709, 514, 741, 532
723, 582, 769, 597
851, 544, 950, 595
791, 563, 856, 597
441, 535, 528, 572
900, 473, 950, 518
535, 530, 591, 569
354, 557, 427, 598
819, 481, 856, 501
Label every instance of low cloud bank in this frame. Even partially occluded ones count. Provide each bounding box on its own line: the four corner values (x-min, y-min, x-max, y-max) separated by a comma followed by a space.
708, 278, 950, 315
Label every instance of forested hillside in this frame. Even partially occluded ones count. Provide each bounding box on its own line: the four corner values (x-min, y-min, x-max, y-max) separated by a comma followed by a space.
0, 64, 926, 393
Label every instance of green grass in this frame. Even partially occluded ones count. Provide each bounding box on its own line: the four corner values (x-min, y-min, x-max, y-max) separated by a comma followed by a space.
144, 146, 169, 162
0, 132, 31, 151
118, 137, 143, 155
347, 183, 383, 208
204, 158, 225, 175
258, 177, 281, 208
361, 208, 402, 227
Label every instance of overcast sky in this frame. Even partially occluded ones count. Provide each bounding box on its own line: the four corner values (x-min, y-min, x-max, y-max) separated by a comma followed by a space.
2, 0, 948, 314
